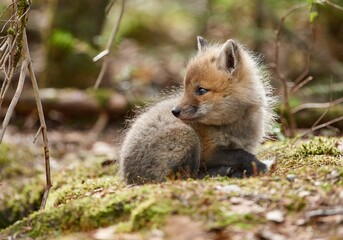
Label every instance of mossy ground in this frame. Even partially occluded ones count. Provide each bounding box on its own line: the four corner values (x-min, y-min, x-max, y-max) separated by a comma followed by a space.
0, 136, 342, 239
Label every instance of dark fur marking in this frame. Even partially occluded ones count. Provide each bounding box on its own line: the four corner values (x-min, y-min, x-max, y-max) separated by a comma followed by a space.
198, 147, 267, 178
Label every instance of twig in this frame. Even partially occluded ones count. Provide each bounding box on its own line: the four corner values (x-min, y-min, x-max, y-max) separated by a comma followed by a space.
93, 0, 125, 89
105, 0, 116, 15
292, 96, 343, 114
0, 58, 28, 141
291, 24, 315, 93
33, 125, 42, 144
274, 3, 307, 137
293, 78, 340, 140
0, 35, 18, 107
0, 0, 51, 210
322, 0, 343, 11
306, 207, 343, 221
23, 30, 51, 210
87, 111, 109, 141
291, 76, 313, 94
299, 116, 343, 138
310, 78, 333, 131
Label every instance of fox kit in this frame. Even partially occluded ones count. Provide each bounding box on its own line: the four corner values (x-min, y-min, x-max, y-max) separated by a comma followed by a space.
120, 37, 275, 184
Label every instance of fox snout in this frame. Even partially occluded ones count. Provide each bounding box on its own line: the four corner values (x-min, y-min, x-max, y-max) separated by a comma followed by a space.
171, 105, 200, 121
171, 107, 181, 117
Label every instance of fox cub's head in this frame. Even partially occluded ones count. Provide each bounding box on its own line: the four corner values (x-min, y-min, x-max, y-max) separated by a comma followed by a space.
172, 37, 267, 126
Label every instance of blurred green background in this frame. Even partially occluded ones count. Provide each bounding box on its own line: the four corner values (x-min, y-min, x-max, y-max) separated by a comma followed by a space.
0, 0, 342, 131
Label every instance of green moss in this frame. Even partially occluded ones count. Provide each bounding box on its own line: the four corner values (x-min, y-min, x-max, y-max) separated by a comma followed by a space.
131, 197, 172, 230
0, 144, 39, 179
6, 27, 15, 35
0, 143, 45, 229
49, 29, 75, 52
0, 144, 11, 168
0, 178, 43, 229
87, 89, 113, 108
294, 137, 341, 157
1, 137, 342, 238
12, 0, 31, 68
284, 195, 306, 211
259, 137, 342, 175
47, 176, 120, 208
211, 213, 263, 230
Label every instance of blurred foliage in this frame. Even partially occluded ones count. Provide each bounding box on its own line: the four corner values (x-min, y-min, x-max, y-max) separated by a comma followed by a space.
0, 0, 342, 129
49, 29, 75, 52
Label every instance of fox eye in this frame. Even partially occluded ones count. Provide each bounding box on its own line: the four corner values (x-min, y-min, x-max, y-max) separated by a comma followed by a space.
195, 87, 209, 96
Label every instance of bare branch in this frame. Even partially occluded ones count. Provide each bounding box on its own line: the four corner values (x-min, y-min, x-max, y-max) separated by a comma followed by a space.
300, 116, 343, 138
292, 96, 343, 114
1, 1, 52, 209
291, 24, 315, 94
322, 0, 343, 11
33, 125, 42, 144
291, 76, 313, 94
298, 79, 343, 137
23, 30, 52, 210
0, 58, 28, 141
309, 77, 334, 134
274, 3, 307, 137
94, 0, 125, 89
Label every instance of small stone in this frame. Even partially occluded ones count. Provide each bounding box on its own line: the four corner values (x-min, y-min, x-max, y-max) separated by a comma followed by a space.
92, 141, 113, 156
269, 189, 276, 194
286, 174, 296, 182
298, 191, 311, 197
337, 140, 343, 152
296, 218, 306, 225
327, 169, 339, 180
149, 229, 165, 240
93, 226, 116, 240
314, 181, 321, 186
230, 197, 242, 204
216, 184, 241, 194
340, 191, 343, 200
266, 210, 284, 223
257, 228, 286, 240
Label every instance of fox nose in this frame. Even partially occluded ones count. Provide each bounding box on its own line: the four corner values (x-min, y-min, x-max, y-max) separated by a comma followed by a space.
171, 107, 181, 117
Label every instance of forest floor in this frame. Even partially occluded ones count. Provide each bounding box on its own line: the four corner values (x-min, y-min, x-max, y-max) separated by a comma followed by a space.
0, 126, 342, 240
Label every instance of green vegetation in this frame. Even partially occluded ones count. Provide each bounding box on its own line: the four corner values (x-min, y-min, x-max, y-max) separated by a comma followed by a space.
0, 144, 44, 228
0, 137, 342, 239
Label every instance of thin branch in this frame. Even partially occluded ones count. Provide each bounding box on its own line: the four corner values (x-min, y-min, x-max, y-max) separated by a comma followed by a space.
23, 30, 51, 210
310, 82, 333, 131
93, 0, 125, 89
274, 3, 307, 137
33, 125, 42, 144
291, 76, 313, 94
87, 111, 109, 141
292, 96, 343, 114
0, 0, 51, 210
322, 0, 343, 11
291, 24, 315, 94
300, 116, 343, 138
105, 0, 116, 14
298, 79, 343, 138
94, 58, 109, 89
0, 58, 28, 141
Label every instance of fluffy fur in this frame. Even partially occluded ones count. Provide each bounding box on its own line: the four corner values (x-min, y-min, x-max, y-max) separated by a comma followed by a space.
119, 37, 275, 184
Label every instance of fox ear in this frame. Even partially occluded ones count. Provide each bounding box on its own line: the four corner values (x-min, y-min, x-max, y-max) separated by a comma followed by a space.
218, 39, 239, 74
197, 36, 208, 52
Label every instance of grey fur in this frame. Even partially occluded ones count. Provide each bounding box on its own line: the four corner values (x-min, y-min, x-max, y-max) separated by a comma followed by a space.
120, 97, 201, 184
197, 36, 208, 52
